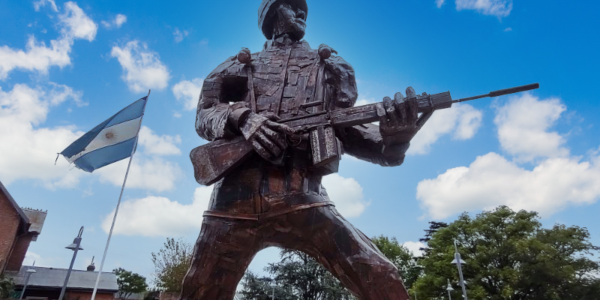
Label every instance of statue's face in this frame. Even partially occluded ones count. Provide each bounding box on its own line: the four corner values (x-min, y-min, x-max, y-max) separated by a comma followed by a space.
275, 3, 307, 40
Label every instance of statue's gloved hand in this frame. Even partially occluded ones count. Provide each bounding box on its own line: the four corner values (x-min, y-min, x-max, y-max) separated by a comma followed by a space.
239, 112, 296, 161
379, 86, 421, 145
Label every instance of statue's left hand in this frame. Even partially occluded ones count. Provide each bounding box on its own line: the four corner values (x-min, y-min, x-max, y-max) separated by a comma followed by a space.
379, 86, 421, 145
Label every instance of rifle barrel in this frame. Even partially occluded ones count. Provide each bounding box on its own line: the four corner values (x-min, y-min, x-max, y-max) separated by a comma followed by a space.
453, 83, 540, 103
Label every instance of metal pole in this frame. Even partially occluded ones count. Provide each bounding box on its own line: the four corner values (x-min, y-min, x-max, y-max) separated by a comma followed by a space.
414, 291, 418, 300
454, 241, 468, 300
59, 227, 84, 300
19, 271, 34, 300
90, 91, 150, 300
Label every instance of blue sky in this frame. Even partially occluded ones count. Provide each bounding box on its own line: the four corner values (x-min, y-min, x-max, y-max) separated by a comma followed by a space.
1, 0, 600, 284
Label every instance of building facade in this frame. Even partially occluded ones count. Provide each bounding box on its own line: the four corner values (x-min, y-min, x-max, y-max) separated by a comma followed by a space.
9, 266, 118, 300
0, 181, 47, 274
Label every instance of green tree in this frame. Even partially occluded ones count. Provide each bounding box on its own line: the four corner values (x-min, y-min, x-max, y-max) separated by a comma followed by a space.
239, 249, 355, 300
413, 205, 600, 300
239, 272, 295, 300
0, 274, 14, 299
151, 238, 193, 293
114, 268, 148, 299
371, 235, 421, 289
418, 221, 448, 256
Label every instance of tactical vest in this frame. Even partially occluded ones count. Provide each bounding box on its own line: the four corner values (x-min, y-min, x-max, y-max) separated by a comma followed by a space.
202, 40, 342, 220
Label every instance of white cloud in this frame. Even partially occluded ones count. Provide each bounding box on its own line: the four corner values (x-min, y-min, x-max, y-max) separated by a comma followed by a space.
322, 174, 369, 218
59, 2, 97, 41
102, 187, 212, 237
0, 1, 96, 80
23, 251, 42, 266
355, 98, 375, 107
0, 84, 86, 188
455, 0, 513, 18
417, 95, 600, 220
403, 241, 426, 257
436, 0, 446, 8
172, 78, 203, 111
173, 28, 189, 43
0, 37, 72, 80
495, 93, 568, 162
111, 41, 170, 93
102, 14, 127, 29
408, 103, 482, 155
96, 155, 182, 192
504, 27, 513, 32
47, 82, 86, 106
0, 84, 179, 192
34, 0, 58, 12
417, 152, 600, 219
139, 126, 181, 156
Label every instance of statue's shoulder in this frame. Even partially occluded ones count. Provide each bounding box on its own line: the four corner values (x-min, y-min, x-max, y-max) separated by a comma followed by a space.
207, 53, 253, 79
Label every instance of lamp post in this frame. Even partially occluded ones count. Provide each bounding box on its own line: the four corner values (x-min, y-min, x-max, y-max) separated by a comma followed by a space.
446, 279, 454, 300
263, 277, 275, 300
450, 240, 468, 300
19, 268, 36, 300
58, 226, 84, 300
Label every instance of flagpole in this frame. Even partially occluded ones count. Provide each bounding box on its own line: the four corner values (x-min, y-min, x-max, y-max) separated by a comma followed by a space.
91, 90, 151, 300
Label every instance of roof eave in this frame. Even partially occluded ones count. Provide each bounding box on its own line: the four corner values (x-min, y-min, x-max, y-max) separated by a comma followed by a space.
0, 181, 30, 232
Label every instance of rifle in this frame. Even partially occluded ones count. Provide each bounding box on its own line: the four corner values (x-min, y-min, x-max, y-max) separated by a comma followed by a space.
191, 83, 540, 186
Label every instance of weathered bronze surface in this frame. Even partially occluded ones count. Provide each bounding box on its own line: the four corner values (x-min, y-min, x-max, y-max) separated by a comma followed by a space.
182, 1, 539, 299
181, 1, 425, 299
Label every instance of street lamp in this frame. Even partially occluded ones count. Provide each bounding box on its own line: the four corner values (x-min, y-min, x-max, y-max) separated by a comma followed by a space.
450, 240, 468, 300
446, 279, 454, 300
58, 226, 84, 300
262, 277, 275, 300
19, 268, 36, 300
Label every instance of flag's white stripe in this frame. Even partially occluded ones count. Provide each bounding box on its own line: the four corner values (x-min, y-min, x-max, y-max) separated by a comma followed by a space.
67, 118, 142, 163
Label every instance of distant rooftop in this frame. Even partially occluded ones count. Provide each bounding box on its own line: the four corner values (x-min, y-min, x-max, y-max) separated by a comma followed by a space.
0, 181, 48, 239
21, 208, 47, 240
7, 266, 118, 292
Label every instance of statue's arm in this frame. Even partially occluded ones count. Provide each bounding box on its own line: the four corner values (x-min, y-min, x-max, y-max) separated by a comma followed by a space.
195, 58, 251, 141
337, 124, 409, 167
324, 55, 409, 166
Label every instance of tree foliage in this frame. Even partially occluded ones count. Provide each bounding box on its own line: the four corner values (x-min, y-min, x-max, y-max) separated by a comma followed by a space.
239, 272, 295, 300
114, 268, 148, 299
371, 235, 421, 289
0, 274, 14, 299
418, 221, 448, 256
150, 238, 193, 293
412, 205, 600, 300
239, 249, 355, 300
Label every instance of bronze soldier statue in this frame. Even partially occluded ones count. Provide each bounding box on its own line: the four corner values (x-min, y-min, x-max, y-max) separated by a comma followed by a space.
182, 0, 539, 298
182, 1, 421, 299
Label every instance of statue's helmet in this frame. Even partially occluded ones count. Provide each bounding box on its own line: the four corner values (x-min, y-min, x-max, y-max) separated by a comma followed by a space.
258, 0, 308, 40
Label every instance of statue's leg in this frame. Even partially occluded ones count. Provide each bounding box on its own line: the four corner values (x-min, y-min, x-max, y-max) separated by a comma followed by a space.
180, 216, 260, 300
269, 206, 410, 300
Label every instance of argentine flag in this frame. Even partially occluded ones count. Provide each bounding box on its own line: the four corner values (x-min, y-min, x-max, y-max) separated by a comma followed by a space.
60, 96, 148, 172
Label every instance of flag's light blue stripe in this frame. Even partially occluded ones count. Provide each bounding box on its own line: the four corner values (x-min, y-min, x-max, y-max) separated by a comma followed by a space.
60, 97, 147, 160
105, 98, 146, 127
72, 138, 137, 173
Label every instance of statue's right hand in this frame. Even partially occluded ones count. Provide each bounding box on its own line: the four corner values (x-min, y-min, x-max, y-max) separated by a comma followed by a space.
239, 112, 296, 161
